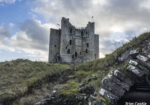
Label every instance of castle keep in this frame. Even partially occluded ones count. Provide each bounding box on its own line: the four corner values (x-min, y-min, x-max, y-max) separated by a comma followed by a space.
49, 17, 99, 63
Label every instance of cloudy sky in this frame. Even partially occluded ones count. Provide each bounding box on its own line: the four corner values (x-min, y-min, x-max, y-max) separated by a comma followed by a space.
0, 0, 150, 62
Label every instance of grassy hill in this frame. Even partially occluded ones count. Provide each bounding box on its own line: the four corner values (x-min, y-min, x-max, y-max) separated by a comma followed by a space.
0, 32, 150, 105
0, 59, 71, 105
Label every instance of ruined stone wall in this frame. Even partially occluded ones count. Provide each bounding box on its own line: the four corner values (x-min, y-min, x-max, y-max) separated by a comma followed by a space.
60, 17, 74, 63
49, 29, 61, 62
49, 17, 99, 63
59, 17, 98, 63
82, 22, 95, 62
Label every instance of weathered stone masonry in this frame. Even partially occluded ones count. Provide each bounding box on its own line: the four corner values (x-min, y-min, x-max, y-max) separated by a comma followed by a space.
49, 17, 99, 63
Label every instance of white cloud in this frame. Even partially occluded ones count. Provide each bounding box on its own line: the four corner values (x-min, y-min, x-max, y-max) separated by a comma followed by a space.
92, 0, 108, 6
140, 0, 150, 10
0, 19, 57, 61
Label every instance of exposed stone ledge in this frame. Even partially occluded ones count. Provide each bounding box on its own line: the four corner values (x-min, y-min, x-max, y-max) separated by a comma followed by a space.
99, 53, 150, 104
100, 69, 133, 104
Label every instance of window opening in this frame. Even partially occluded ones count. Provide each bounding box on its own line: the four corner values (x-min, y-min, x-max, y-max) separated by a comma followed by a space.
75, 52, 78, 57
67, 49, 70, 54
69, 40, 72, 45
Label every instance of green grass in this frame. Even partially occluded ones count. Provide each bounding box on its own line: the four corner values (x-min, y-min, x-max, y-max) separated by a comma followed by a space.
57, 80, 80, 95
0, 59, 71, 104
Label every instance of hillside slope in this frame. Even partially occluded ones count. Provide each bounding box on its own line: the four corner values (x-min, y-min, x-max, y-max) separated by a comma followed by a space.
0, 60, 72, 105
0, 33, 150, 105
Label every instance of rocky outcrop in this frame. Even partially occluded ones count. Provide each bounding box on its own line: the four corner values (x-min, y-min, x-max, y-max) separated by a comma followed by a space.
100, 50, 150, 104
118, 50, 139, 62
99, 34, 150, 104
100, 70, 133, 103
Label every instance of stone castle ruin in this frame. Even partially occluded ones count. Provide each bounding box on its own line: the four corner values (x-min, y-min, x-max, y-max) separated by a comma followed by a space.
48, 17, 99, 63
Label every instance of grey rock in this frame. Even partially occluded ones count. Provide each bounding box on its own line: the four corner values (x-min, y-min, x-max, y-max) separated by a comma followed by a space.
118, 50, 130, 61
129, 59, 138, 66
147, 54, 150, 59
127, 65, 144, 77
101, 75, 125, 97
113, 70, 133, 86
138, 64, 150, 75
52, 90, 56, 94
137, 55, 148, 62
109, 71, 130, 91
128, 59, 150, 74
118, 49, 139, 62
137, 55, 150, 69
129, 50, 139, 56
91, 99, 106, 105
99, 88, 119, 103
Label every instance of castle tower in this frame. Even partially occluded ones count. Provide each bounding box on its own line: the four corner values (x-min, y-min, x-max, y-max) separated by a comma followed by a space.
48, 17, 99, 63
